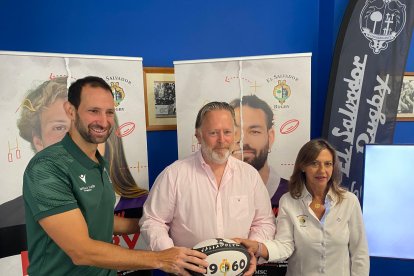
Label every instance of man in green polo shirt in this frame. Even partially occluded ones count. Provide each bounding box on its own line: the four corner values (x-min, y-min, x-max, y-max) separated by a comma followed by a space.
23, 76, 207, 276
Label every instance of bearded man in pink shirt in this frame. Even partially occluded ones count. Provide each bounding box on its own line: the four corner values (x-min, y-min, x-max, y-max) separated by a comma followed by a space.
140, 102, 276, 256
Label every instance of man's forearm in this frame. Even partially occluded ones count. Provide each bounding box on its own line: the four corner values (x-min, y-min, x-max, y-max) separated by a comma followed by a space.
70, 238, 208, 275
70, 238, 160, 270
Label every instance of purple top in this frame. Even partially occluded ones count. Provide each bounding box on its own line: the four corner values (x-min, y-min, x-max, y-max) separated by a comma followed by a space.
114, 194, 148, 212
270, 178, 289, 208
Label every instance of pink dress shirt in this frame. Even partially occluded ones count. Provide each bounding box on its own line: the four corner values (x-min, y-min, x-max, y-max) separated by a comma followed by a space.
139, 151, 276, 250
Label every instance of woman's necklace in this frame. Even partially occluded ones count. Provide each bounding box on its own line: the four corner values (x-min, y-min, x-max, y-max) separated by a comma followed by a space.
312, 199, 324, 209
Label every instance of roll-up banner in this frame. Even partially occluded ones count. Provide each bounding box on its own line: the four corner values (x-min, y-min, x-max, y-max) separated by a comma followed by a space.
174, 53, 311, 275
323, 0, 414, 199
0, 51, 149, 275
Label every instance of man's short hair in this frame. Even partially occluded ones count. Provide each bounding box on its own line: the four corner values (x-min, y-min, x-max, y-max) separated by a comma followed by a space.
195, 101, 236, 129
68, 76, 112, 109
229, 95, 274, 129
17, 77, 68, 150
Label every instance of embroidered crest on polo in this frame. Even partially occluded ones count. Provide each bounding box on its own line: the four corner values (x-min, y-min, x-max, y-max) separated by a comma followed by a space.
79, 174, 86, 183
297, 215, 308, 227
79, 184, 96, 192
360, 0, 407, 54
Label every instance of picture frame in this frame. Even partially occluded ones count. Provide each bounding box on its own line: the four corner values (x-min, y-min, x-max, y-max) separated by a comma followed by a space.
143, 67, 177, 131
397, 72, 414, 121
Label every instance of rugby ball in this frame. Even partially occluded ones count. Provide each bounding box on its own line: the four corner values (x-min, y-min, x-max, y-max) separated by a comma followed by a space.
191, 238, 250, 276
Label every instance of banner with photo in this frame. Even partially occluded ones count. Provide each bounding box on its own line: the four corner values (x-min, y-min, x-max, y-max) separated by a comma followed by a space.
174, 53, 311, 275
0, 51, 149, 275
323, 0, 414, 200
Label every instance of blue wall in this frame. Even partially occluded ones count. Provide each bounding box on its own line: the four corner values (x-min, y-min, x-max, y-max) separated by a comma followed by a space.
1, 0, 413, 275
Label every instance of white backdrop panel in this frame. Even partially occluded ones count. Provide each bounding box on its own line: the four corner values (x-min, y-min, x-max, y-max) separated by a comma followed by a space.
174, 53, 311, 179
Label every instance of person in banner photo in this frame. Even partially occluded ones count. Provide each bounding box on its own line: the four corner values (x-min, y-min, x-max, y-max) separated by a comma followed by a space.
229, 95, 289, 216
23, 76, 208, 275
0, 77, 73, 258
235, 139, 369, 276
229, 95, 289, 275
139, 102, 275, 273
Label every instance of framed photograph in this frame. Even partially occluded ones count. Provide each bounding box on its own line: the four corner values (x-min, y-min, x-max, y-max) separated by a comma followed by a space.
143, 67, 177, 130
397, 72, 414, 121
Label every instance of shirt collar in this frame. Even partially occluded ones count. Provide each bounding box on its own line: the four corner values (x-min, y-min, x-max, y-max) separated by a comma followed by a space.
326, 188, 338, 205
301, 185, 339, 206
61, 133, 107, 169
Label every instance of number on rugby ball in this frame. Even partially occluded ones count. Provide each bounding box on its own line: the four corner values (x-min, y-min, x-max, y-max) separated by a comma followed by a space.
191, 238, 250, 276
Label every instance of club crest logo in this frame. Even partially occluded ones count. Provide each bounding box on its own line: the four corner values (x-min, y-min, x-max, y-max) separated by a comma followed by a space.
360, 0, 406, 54
273, 80, 291, 104
219, 259, 230, 274
110, 82, 125, 107
297, 215, 308, 227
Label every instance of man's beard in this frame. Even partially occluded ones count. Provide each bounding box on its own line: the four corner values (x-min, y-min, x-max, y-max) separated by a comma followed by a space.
75, 112, 112, 144
200, 138, 232, 165
242, 143, 269, 171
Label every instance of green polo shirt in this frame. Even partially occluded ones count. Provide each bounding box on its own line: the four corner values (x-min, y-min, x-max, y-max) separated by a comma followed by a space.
23, 133, 116, 276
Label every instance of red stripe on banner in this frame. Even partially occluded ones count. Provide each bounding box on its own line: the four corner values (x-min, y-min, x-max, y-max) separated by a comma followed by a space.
21, 251, 29, 276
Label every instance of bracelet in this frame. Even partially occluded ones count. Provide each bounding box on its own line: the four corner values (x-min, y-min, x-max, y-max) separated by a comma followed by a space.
255, 242, 262, 258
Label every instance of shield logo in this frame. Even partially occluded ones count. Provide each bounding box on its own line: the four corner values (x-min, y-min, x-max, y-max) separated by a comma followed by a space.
360, 0, 407, 54
273, 80, 291, 105
110, 82, 125, 107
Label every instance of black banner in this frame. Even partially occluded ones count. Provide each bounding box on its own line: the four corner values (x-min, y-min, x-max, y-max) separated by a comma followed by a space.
323, 0, 414, 200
